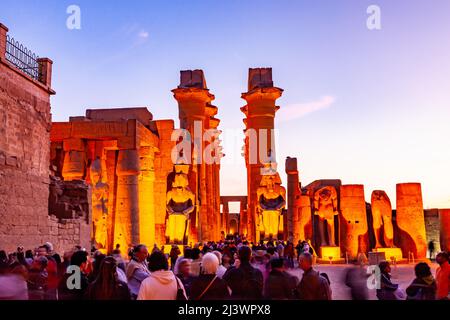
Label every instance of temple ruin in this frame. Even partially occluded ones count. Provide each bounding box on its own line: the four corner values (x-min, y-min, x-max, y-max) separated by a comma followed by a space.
0, 22, 449, 261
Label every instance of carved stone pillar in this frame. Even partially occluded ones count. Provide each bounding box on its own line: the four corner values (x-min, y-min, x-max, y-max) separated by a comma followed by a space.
115, 149, 140, 251
62, 139, 86, 181
241, 68, 283, 242
439, 209, 450, 252
139, 146, 156, 247
339, 185, 369, 260
396, 183, 427, 259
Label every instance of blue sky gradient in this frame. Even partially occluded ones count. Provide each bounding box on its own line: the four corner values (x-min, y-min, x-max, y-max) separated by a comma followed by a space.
2, 0, 450, 209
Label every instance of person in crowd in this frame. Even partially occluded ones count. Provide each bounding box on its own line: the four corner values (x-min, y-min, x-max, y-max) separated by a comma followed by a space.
212, 251, 227, 279
176, 258, 195, 298
190, 253, 230, 300
376, 261, 402, 300
86, 256, 131, 300
190, 248, 202, 277
428, 241, 435, 260
223, 246, 263, 300
264, 258, 297, 300
137, 251, 187, 300
406, 262, 436, 300
88, 252, 106, 283
27, 256, 49, 300
126, 244, 150, 299
58, 250, 89, 300
169, 245, 181, 271
284, 242, 295, 269
222, 253, 232, 269
435, 251, 450, 300
25, 250, 34, 266
344, 266, 369, 300
295, 240, 303, 258
37, 244, 59, 299
0, 261, 29, 300
296, 252, 332, 300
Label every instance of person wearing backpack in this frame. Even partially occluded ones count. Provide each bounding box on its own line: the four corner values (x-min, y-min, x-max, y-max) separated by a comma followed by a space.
223, 246, 263, 300
295, 252, 332, 300
406, 262, 437, 300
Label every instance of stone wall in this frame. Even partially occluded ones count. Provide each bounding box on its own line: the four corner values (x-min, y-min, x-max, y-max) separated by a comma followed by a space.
0, 28, 53, 252
0, 24, 90, 253
424, 209, 440, 255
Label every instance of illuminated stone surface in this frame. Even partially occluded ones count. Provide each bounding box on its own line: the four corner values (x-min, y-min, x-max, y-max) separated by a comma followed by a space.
241, 68, 284, 242
396, 183, 427, 259
371, 190, 394, 248
314, 186, 339, 247
339, 185, 369, 260
165, 164, 195, 244
439, 209, 450, 252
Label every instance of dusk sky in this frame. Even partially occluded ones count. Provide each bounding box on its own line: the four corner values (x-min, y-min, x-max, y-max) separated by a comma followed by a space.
2, 0, 450, 209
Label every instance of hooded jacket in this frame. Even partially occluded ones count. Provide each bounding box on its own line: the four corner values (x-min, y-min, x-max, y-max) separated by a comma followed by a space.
406, 275, 437, 300
137, 270, 186, 300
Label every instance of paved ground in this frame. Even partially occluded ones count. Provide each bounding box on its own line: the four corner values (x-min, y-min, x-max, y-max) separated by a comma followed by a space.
286, 263, 438, 300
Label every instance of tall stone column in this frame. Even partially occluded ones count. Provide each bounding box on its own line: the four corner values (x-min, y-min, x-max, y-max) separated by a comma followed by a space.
396, 183, 427, 259
241, 68, 283, 242
139, 146, 156, 247
439, 209, 450, 252
222, 201, 229, 234
115, 149, 140, 251
339, 185, 369, 260
286, 157, 301, 241
172, 70, 215, 243
62, 139, 86, 181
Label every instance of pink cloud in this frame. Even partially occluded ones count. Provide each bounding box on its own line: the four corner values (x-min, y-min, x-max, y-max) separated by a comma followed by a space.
278, 95, 336, 122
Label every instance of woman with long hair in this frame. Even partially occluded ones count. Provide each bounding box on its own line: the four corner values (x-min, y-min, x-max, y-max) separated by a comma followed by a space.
86, 256, 131, 300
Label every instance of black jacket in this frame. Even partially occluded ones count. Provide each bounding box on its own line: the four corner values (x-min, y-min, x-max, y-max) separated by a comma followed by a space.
296, 268, 332, 300
223, 263, 264, 300
190, 274, 230, 300
406, 277, 437, 300
264, 269, 297, 300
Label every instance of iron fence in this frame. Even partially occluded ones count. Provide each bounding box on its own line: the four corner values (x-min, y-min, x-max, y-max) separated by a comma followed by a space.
5, 34, 41, 82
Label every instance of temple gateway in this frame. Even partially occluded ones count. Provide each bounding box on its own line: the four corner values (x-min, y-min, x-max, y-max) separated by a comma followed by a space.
1, 23, 449, 262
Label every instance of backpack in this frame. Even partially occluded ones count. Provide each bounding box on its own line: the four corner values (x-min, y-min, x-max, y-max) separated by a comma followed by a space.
318, 273, 332, 300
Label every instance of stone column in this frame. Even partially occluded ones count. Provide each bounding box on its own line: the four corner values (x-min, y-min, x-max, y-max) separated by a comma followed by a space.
37, 58, 53, 87
172, 70, 215, 243
115, 149, 140, 251
223, 202, 229, 234
139, 146, 156, 247
286, 157, 300, 241
396, 183, 427, 259
241, 68, 283, 242
439, 209, 450, 252
62, 139, 86, 181
339, 185, 369, 260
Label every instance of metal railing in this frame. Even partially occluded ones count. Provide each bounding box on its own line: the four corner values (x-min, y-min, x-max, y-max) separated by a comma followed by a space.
5, 34, 41, 82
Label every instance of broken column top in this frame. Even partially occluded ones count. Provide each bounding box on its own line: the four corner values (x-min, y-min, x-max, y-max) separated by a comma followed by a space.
179, 69, 207, 89
248, 67, 274, 91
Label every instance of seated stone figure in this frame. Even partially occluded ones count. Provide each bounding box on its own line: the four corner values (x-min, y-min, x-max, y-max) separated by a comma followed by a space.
371, 190, 394, 248
314, 186, 338, 247
257, 171, 286, 240
165, 164, 195, 244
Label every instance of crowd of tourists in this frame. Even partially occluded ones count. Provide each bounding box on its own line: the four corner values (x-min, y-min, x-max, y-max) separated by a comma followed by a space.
0, 237, 448, 300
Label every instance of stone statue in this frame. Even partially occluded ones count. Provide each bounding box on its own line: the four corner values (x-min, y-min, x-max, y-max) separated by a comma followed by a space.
371, 190, 394, 248
90, 157, 109, 250
314, 186, 338, 247
165, 164, 195, 244
256, 168, 286, 240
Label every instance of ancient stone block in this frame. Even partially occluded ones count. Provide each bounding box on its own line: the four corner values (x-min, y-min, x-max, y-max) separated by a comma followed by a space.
396, 183, 427, 259
439, 209, 450, 252
339, 185, 369, 260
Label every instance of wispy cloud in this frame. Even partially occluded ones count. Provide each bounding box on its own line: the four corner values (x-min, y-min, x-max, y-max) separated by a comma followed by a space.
278, 95, 336, 122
